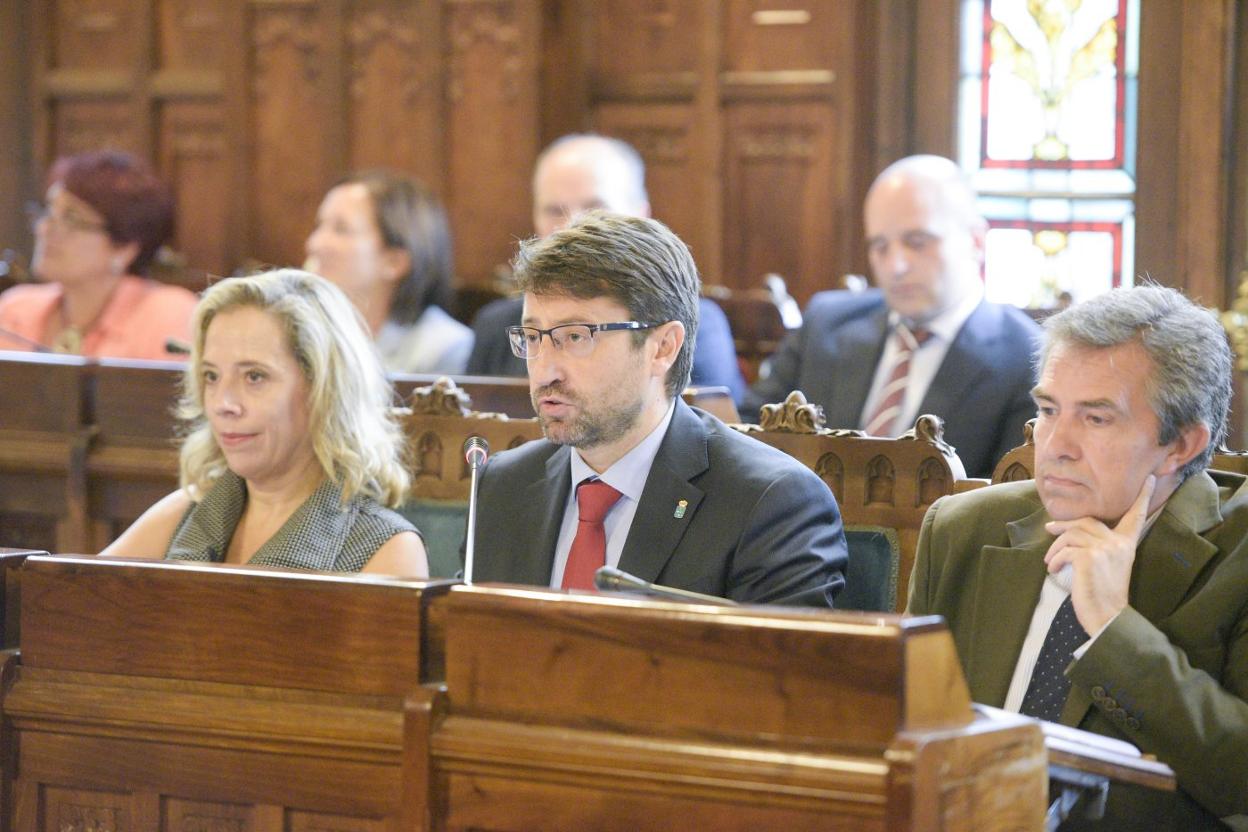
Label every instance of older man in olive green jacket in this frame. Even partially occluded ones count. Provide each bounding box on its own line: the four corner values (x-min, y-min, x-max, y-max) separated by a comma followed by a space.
908, 285, 1248, 829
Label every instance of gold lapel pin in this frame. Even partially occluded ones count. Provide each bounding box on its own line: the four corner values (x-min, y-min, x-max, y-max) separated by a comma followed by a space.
673, 499, 688, 519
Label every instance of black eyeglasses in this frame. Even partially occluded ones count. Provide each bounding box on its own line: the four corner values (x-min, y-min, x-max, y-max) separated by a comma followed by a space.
507, 321, 660, 359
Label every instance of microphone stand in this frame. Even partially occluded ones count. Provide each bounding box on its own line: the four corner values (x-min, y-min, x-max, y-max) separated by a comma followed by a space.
593, 566, 737, 606
462, 436, 489, 584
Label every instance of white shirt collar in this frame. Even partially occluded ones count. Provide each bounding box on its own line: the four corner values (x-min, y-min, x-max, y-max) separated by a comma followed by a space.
568, 400, 677, 503
887, 279, 984, 343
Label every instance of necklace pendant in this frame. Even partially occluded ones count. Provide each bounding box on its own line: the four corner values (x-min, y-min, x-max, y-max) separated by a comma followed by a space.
52, 326, 83, 354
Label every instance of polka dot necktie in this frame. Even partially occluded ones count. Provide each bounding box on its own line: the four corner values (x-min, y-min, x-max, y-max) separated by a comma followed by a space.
561, 479, 623, 591
863, 324, 932, 437
1019, 595, 1089, 723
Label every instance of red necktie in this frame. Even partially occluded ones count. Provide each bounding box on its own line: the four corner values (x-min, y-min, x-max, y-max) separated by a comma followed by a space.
863, 324, 932, 437
561, 479, 623, 590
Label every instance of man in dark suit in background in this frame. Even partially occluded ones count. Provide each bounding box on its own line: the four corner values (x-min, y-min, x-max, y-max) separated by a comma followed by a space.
466, 134, 746, 404
470, 211, 847, 606
744, 155, 1038, 478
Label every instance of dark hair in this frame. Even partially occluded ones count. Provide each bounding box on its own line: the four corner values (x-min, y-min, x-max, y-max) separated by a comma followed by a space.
48, 150, 174, 276
333, 170, 454, 325
512, 211, 700, 398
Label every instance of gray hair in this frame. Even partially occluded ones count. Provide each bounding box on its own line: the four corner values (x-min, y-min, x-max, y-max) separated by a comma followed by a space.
1038, 284, 1231, 479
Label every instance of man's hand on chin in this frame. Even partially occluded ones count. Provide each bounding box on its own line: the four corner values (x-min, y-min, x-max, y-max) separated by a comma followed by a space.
1042, 474, 1156, 634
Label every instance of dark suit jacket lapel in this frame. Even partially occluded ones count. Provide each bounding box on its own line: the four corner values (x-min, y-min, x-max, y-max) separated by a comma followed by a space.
917, 301, 995, 422
513, 445, 574, 586
618, 401, 708, 582
825, 308, 888, 429
964, 505, 1051, 707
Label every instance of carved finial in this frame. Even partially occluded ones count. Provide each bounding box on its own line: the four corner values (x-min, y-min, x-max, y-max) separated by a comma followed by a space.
1022, 417, 1036, 446
1221, 270, 1248, 372
898, 414, 957, 454
758, 390, 826, 434
410, 376, 472, 415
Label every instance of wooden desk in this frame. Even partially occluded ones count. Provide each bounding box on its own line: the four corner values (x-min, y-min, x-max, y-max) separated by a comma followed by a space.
422, 584, 1049, 830
4, 556, 452, 830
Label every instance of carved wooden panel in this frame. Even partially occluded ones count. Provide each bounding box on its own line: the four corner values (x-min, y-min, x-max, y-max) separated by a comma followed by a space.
345, 2, 428, 174
722, 102, 838, 297
723, 0, 839, 72
165, 799, 251, 832
594, 103, 709, 272
159, 102, 230, 275
51, 0, 139, 69
287, 811, 385, 832
595, 0, 699, 77
445, 0, 541, 284
40, 786, 130, 832
50, 100, 140, 159
157, 0, 225, 71
250, 2, 328, 269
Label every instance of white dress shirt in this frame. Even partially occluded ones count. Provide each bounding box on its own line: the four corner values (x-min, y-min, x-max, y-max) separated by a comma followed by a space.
1002, 509, 1162, 714
858, 284, 984, 434
549, 402, 676, 588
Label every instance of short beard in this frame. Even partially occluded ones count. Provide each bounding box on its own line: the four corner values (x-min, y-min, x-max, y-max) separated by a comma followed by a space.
533, 384, 644, 449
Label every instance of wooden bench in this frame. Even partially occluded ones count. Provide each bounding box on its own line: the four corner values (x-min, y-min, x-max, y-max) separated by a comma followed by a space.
0, 351, 91, 552
3, 555, 451, 831
86, 358, 184, 550
0, 558, 1172, 830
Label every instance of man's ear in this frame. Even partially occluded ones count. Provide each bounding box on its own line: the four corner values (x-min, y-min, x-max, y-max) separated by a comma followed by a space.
1157, 422, 1212, 477
649, 320, 685, 376
380, 247, 411, 285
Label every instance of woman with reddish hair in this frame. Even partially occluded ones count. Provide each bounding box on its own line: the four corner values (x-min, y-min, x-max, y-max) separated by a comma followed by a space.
0, 150, 197, 359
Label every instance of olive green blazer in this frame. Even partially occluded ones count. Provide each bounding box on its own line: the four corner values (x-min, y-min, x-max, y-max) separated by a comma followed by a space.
907, 472, 1248, 821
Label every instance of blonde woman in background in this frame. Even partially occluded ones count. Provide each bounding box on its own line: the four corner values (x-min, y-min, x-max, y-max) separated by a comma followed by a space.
102, 268, 427, 576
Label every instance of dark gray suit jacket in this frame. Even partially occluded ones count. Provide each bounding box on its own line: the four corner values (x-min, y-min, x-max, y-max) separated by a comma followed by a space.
744, 290, 1039, 478
470, 399, 847, 606
465, 296, 747, 404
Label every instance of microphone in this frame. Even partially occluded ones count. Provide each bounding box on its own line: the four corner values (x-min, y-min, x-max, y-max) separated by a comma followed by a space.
0, 325, 51, 353
462, 435, 490, 584
164, 337, 191, 356
593, 566, 737, 606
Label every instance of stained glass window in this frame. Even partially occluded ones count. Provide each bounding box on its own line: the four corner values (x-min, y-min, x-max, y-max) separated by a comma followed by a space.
959, 0, 1139, 308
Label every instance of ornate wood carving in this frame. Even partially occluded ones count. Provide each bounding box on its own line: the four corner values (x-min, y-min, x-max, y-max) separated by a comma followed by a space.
617, 125, 687, 164
180, 816, 244, 832
55, 102, 136, 157
1000, 462, 1032, 483
447, 1, 522, 103
738, 126, 817, 160
347, 8, 421, 106
410, 377, 473, 416
252, 4, 320, 98
416, 431, 444, 478
916, 457, 948, 507
815, 451, 844, 498
758, 390, 825, 433
866, 455, 896, 505
898, 414, 955, 454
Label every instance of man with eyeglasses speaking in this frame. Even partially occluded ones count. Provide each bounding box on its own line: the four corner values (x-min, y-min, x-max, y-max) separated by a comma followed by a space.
467, 211, 847, 606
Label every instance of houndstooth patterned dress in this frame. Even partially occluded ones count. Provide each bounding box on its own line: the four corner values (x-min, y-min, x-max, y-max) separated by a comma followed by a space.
165, 471, 418, 572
